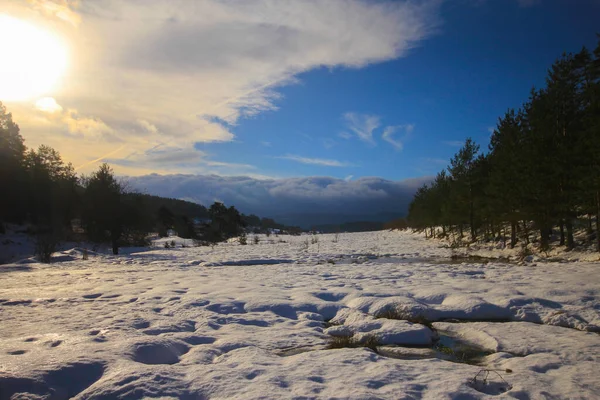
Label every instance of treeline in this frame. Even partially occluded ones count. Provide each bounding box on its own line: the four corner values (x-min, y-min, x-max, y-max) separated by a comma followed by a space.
240, 214, 302, 235
312, 221, 386, 233
407, 38, 600, 252
0, 102, 294, 259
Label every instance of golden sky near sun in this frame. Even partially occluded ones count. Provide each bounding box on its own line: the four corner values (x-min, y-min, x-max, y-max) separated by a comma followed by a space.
0, 15, 68, 102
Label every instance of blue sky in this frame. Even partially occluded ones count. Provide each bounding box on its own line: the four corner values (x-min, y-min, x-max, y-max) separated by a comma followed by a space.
3, 0, 600, 183
194, 0, 600, 180
3, 0, 598, 219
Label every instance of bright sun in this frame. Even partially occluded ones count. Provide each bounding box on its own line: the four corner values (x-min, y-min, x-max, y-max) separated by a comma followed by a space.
0, 15, 68, 102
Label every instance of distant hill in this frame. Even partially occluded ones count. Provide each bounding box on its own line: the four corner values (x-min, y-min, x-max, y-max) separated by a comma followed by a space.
310, 221, 385, 233
271, 212, 405, 230
131, 194, 210, 219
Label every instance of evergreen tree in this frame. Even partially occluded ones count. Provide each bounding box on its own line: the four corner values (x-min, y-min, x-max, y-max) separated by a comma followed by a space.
82, 164, 128, 254
447, 138, 480, 241
0, 102, 27, 227
157, 205, 175, 237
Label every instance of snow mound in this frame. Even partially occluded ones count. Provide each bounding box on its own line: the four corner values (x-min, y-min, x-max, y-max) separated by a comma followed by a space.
327, 309, 434, 346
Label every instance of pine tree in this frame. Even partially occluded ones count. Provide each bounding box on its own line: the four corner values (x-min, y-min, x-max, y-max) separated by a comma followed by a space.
0, 102, 27, 227
447, 138, 480, 241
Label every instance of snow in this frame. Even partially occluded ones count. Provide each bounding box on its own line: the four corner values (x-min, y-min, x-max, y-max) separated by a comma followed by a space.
0, 230, 599, 399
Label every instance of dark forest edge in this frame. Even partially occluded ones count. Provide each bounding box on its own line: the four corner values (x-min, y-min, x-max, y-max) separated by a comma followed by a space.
0, 106, 300, 261
407, 37, 600, 253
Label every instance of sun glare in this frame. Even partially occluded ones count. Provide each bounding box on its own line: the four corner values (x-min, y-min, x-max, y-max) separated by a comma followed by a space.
0, 14, 68, 102
35, 97, 63, 113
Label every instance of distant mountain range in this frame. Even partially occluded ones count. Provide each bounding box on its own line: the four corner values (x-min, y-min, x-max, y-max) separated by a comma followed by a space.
127, 173, 429, 229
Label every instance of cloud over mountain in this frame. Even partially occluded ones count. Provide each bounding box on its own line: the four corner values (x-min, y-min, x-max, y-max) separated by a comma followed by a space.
127, 174, 431, 227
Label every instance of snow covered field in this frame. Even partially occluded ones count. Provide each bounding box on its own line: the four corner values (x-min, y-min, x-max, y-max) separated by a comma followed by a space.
1, 231, 599, 399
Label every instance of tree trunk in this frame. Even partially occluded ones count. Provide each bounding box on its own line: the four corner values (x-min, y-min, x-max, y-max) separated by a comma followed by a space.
559, 220, 565, 246
112, 241, 119, 255
510, 221, 517, 248
586, 215, 593, 244
565, 219, 574, 250
459, 224, 463, 238
540, 223, 550, 251
597, 191, 600, 252
522, 220, 530, 245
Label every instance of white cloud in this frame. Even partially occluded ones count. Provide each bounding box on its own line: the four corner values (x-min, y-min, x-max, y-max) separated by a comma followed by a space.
138, 119, 159, 135
278, 154, 352, 167
382, 124, 414, 151
343, 113, 381, 145
62, 108, 118, 141
6, 0, 440, 174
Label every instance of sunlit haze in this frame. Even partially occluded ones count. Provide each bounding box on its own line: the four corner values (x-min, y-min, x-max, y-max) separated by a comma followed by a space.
0, 14, 67, 101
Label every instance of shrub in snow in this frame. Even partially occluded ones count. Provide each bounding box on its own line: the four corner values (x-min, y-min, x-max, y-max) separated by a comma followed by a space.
327, 334, 380, 353
238, 232, 247, 245
253, 235, 259, 245
300, 238, 309, 250
518, 245, 533, 261
35, 229, 60, 263
374, 307, 433, 328
123, 230, 151, 247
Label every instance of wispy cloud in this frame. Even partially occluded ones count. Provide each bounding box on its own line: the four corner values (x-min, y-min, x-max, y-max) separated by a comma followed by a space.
421, 157, 448, 166
323, 138, 336, 149
382, 124, 414, 151
103, 145, 257, 175
442, 140, 463, 147
343, 113, 381, 145
278, 154, 352, 167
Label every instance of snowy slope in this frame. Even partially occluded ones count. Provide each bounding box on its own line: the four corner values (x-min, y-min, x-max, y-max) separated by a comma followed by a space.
0, 231, 598, 399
